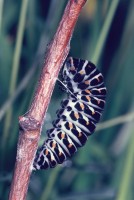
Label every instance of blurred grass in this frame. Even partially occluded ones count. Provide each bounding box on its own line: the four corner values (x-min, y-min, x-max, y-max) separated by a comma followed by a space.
92, 0, 120, 65
2, 0, 29, 168
116, 128, 134, 200
0, 0, 134, 200
0, 0, 4, 32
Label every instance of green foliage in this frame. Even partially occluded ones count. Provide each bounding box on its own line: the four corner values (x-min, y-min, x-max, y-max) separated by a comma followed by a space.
0, 0, 134, 199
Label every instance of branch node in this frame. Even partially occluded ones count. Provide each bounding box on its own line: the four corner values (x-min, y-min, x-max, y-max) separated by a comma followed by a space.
19, 115, 40, 132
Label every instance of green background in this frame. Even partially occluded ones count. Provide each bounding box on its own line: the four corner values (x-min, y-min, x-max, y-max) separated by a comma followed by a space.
0, 0, 134, 199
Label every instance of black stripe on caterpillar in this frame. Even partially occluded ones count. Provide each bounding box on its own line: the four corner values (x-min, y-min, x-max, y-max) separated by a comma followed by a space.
33, 57, 106, 170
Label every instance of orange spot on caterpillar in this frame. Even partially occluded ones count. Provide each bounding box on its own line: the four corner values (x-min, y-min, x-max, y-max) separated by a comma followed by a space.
74, 112, 79, 119
61, 133, 65, 139
85, 90, 91, 94
97, 100, 100, 104
59, 152, 62, 156
78, 132, 82, 137
79, 70, 85, 75
80, 103, 84, 110
45, 149, 49, 155
69, 122, 73, 129
84, 80, 90, 85
52, 142, 56, 149
68, 143, 73, 148
92, 111, 95, 115
70, 66, 75, 71
86, 96, 91, 101
86, 121, 89, 125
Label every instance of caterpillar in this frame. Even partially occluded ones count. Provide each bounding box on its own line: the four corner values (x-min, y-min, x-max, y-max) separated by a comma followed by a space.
33, 57, 106, 170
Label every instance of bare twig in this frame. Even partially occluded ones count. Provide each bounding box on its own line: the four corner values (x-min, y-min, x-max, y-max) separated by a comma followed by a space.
9, 1, 87, 200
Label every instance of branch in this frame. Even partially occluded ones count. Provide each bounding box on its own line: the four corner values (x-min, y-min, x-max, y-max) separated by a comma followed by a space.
8, 0, 87, 200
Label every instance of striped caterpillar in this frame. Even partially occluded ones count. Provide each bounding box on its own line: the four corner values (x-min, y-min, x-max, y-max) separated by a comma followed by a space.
33, 57, 106, 170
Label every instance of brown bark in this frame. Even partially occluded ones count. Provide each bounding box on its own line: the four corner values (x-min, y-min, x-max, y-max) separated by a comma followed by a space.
9, 0, 87, 200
